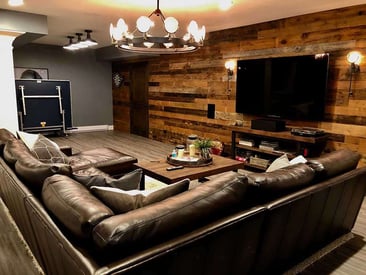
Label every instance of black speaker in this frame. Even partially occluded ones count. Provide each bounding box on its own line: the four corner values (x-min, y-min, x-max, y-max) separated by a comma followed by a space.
251, 118, 286, 132
207, 104, 215, 119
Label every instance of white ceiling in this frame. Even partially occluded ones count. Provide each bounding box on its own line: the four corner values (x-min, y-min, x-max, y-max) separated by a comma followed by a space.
1, 0, 365, 49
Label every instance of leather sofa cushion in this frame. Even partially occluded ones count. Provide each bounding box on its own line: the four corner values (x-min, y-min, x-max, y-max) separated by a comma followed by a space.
3, 139, 31, 165
0, 128, 16, 151
92, 172, 248, 250
69, 148, 137, 173
247, 163, 315, 192
42, 174, 114, 238
4, 139, 72, 190
90, 178, 190, 214
307, 149, 361, 179
15, 155, 72, 190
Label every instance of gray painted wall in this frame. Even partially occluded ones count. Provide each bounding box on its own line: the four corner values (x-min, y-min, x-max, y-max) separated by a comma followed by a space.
13, 43, 113, 127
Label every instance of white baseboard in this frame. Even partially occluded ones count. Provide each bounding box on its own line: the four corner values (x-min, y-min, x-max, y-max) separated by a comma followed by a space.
68, 125, 114, 133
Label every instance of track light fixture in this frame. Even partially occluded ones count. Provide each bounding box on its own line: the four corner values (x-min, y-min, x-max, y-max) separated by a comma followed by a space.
63, 30, 98, 51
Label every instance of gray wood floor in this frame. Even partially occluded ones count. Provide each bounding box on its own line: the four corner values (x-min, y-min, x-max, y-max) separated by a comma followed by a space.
51, 130, 366, 275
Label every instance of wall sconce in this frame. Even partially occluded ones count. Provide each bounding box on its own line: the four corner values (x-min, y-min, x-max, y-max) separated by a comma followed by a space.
225, 60, 235, 93
347, 51, 362, 97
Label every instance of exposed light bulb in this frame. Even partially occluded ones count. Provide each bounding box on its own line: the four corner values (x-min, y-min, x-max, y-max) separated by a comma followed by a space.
164, 17, 179, 34
225, 60, 235, 71
347, 51, 362, 65
137, 16, 153, 33
143, 42, 154, 48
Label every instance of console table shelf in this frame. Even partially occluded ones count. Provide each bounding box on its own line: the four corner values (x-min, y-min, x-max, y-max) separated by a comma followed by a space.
231, 127, 328, 171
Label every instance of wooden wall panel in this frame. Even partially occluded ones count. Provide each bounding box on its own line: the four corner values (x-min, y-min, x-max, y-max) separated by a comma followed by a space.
113, 4, 366, 164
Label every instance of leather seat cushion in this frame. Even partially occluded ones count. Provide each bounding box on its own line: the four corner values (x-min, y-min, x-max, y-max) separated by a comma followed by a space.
92, 172, 248, 250
69, 148, 137, 174
42, 174, 114, 238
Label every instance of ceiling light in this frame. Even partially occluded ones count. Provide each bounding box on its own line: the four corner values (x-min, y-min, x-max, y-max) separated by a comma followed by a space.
63, 30, 98, 51
63, 36, 79, 51
8, 0, 24, 6
81, 30, 98, 46
110, 0, 205, 54
219, 0, 233, 11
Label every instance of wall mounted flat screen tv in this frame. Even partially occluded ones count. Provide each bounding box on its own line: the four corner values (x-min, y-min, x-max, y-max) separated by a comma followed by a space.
235, 54, 329, 121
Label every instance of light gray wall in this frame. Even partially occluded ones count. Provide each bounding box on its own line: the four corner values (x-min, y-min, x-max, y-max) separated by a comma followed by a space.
13, 43, 113, 127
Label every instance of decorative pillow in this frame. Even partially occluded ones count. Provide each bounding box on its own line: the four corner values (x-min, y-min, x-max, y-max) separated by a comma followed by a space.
17, 131, 68, 164
74, 168, 143, 190
107, 168, 143, 190
17, 131, 39, 149
266, 154, 290, 172
90, 178, 190, 214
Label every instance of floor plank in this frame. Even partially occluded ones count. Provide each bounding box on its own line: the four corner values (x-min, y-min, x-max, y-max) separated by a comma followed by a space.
51, 130, 366, 275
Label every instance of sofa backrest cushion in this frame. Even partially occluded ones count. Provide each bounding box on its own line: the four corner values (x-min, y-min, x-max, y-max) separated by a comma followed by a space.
247, 163, 315, 192
90, 178, 190, 214
3, 139, 31, 165
92, 172, 248, 250
15, 156, 72, 190
42, 174, 114, 238
306, 149, 361, 180
0, 128, 16, 152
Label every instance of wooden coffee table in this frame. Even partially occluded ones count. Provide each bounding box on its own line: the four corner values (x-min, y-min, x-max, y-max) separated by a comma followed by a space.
134, 155, 244, 189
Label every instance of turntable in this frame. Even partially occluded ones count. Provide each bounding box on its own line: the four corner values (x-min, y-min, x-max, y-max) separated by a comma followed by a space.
291, 127, 326, 137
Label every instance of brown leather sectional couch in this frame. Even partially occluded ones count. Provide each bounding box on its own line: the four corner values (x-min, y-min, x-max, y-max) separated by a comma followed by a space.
0, 128, 365, 275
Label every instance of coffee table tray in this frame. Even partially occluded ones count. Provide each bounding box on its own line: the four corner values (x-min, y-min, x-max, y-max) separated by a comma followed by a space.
167, 155, 213, 167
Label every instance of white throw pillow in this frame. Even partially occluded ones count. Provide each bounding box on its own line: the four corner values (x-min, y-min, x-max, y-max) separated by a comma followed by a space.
266, 154, 290, 172
17, 131, 40, 150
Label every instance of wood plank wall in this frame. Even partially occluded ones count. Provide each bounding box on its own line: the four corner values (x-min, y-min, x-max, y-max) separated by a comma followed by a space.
113, 4, 366, 165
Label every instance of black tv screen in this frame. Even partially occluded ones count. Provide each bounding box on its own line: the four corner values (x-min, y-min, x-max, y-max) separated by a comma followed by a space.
235, 54, 329, 121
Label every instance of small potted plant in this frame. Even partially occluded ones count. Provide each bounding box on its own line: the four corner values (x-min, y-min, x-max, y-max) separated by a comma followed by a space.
194, 138, 213, 159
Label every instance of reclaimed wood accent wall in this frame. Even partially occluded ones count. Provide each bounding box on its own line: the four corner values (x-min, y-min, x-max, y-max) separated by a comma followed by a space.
113, 4, 366, 165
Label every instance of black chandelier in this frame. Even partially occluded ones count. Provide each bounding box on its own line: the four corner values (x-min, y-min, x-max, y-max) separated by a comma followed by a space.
109, 0, 205, 54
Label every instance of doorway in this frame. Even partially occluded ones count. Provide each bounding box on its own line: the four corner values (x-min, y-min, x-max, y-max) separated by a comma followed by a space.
129, 62, 149, 137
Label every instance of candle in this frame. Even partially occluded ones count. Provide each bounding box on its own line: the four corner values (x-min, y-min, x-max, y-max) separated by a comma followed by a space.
189, 144, 195, 157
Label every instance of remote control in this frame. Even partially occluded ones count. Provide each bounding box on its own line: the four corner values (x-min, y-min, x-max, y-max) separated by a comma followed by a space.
166, 166, 184, 171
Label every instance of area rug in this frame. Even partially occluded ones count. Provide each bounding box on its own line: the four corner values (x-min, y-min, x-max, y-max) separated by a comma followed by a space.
144, 175, 168, 190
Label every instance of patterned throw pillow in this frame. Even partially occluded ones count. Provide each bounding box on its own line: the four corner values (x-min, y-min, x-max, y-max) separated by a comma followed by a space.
17, 131, 68, 164
90, 178, 190, 214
